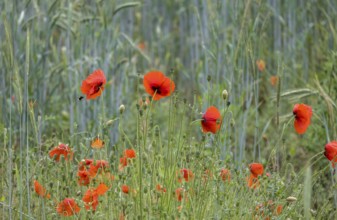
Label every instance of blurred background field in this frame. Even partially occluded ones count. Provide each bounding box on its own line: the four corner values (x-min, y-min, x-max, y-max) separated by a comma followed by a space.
1, 0, 337, 219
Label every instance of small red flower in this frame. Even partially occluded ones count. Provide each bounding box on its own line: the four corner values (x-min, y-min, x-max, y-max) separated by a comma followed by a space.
120, 156, 128, 167
201, 106, 222, 134
49, 143, 73, 162
34, 180, 50, 199
80, 69, 106, 100
270, 75, 279, 87
177, 168, 194, 183
56, 198, 80, 216
121, 185, 129, 194
83, 183, 109, 211
220, 169, 231, 182
324, 141, 337, 168
175, 188, 188, 202
293, 104, 312, 134
124, 149, 136, 159
143, 71, 175, 100
156, 184, 167, 193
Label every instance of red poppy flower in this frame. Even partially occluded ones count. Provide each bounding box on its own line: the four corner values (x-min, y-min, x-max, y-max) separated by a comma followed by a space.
175, 188, 184, 202
177, 168, 194, 183
119, 156, 128, 167
91, 137, 105, 149
78, 159, 94, 171
124, 149, 136, 159
77, 170, 91, 186
49, 143, 73, 162
249, 163, 264, 177
56, 198, 80, 216
83, 183, 109, 211
34, 180, 50, 199
121, 185, 129, 194
201, 106, 222, 134
175, 188, 188, 202
143, 71, 175, 100
324, 141, 337, 168
220, 169, 231, 182
293, 104, 312, 134
88, 160, 109, 177
248, 163, 264, 189
80, 69, 106, 100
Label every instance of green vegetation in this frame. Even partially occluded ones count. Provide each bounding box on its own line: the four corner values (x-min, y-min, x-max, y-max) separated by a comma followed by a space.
1, 0, 337, 219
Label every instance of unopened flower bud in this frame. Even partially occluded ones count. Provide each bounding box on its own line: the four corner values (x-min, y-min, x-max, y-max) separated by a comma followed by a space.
286, 196, 297, 202
119, 104, 125, 114
105, 119, 114, 126
230, 119, 235, 127
222, 90, 228, 100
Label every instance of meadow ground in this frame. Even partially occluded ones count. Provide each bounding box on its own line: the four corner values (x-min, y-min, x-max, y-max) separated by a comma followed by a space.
1, 0, 337, 219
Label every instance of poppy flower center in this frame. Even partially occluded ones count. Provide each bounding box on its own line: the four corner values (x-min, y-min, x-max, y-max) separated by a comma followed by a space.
151, 86, 162, 94
94, 83, 103, 92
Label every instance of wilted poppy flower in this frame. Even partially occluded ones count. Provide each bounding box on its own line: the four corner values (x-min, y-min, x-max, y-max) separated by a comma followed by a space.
49, 143, 73, 162
220, 169, 231, 182
56, 198, 80, 216
34, 180, 50, 199
138, 42, 146, 51
293, 104, 312, 134
83, 183, 109, 211
91, 137, 105, 149
143, 71, 175, 101
256, 59, 266, 72
80, 69, 106, 100
201, 106, 222, 134
270, 75, 279, 87
177, 168, 194, 183
248, 163, 264, 189
121, 185, 129, 194
202, 169, 213, 182
324, 141, 337, 168
253, 200, 283, 220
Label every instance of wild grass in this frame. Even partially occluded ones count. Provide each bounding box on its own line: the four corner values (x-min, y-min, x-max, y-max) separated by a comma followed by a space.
1, 0, 337, 219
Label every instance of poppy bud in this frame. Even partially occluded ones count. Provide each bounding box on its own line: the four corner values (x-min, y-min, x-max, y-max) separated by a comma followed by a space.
119, 104, 125, 114
286, 196, 297, 202
105, 119, 114, 127
230, 119, 235, 127
207, 75, 211, 82
222, 90, 228, 100
61, 46, 67, 53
